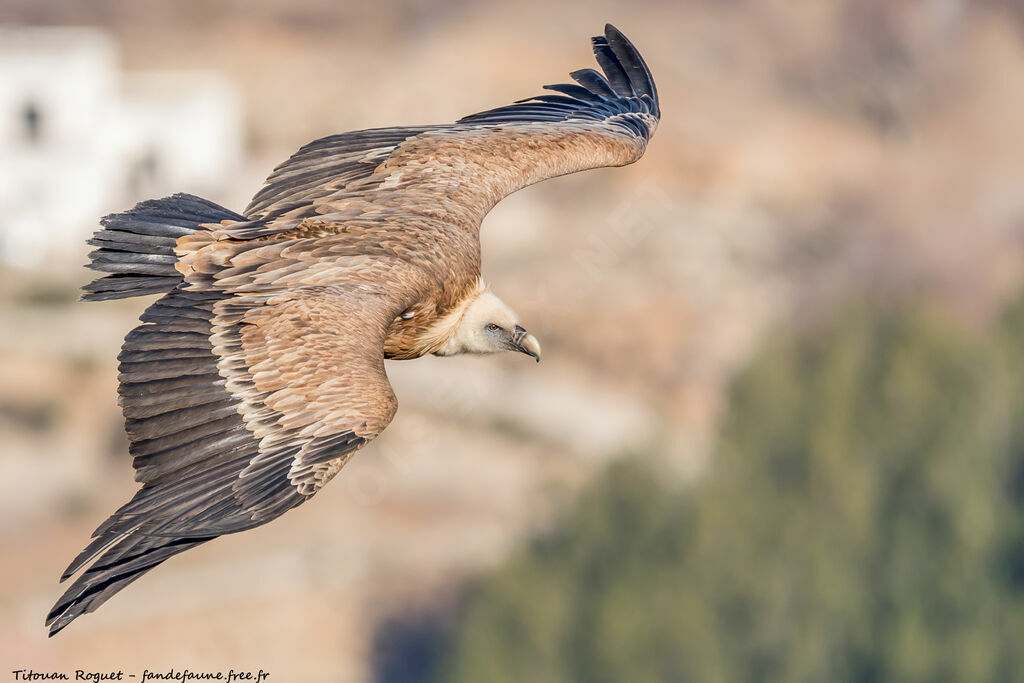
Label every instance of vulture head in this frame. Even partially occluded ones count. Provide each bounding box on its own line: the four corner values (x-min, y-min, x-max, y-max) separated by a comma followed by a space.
437, 290, 542, 362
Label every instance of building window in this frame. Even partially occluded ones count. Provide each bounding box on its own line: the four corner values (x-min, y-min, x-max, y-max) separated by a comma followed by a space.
127, 149, 161, 197
21, 101, 42, 144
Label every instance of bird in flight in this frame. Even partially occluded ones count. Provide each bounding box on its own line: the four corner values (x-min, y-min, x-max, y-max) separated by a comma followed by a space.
47, 24, 659, 635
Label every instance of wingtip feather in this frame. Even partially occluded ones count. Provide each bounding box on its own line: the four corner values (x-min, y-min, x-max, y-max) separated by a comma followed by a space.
600, 24, 659, 116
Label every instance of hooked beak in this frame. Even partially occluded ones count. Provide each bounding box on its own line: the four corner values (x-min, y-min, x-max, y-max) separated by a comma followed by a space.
511, 325, 542, 362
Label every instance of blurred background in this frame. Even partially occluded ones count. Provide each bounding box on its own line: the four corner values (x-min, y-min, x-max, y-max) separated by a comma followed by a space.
2, 0, 1024, 680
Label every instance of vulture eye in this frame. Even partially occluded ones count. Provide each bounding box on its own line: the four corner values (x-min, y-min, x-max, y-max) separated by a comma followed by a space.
486, 323, 501, 332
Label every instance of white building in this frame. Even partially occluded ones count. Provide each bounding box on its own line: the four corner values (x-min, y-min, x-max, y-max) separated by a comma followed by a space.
0, 26, 243, 269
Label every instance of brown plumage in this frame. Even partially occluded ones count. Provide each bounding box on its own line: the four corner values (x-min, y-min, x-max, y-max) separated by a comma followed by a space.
47, 24, 659, 635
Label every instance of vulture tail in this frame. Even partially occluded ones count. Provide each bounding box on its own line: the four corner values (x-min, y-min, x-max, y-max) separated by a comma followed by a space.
83, 193, 243, 301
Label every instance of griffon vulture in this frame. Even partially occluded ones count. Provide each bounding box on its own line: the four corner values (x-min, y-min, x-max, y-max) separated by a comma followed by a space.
47, 24, 659, 635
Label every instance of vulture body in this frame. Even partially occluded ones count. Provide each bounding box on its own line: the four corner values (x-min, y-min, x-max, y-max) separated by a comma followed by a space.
47, 24, 660, 635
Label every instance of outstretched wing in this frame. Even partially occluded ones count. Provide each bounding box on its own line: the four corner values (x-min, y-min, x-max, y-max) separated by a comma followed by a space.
46, 282, 402, 635
231, 24, 659, 237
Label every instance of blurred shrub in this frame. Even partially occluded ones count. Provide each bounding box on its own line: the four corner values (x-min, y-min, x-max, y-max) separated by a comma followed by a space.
427, 301, 1024, 683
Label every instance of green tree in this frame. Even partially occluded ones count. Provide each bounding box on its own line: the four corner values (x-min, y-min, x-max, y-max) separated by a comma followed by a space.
431, 304, 1024, 683
991, 294, 1024, 679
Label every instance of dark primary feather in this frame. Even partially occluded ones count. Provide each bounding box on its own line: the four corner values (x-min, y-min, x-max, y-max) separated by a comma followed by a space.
47, 536, 214, 636
600, 25, 658, 108
458, 24, 660, 139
